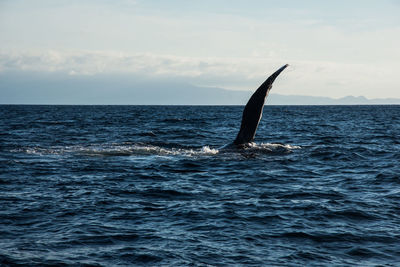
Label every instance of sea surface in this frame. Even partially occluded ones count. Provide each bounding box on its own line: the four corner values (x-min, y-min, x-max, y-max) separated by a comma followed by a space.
1, 105, 399, 266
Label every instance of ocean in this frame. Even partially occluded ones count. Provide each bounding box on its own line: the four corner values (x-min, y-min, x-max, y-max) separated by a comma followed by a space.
1, 105, 399, 266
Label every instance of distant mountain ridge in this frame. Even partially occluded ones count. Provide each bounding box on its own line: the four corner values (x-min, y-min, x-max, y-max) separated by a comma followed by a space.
267, 94, 400, 105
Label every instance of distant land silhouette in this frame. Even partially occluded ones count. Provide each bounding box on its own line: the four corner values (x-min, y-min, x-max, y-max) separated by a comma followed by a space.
267, 94, 400, 105
1, 71, 399, 105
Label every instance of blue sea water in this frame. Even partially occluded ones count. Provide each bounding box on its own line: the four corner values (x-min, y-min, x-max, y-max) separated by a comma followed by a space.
0, 105, 399, 266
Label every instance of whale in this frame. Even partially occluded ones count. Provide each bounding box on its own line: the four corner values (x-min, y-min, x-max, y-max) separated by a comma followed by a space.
224, 64, 289, 149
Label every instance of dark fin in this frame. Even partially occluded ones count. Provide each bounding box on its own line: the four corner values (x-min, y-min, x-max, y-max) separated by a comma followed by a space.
233, 64, 288, 145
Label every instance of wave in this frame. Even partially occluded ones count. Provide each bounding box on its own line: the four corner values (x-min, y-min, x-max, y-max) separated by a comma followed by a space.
11, 143, 219, 157
11, 142, 299, 158
234, 142, 301, 155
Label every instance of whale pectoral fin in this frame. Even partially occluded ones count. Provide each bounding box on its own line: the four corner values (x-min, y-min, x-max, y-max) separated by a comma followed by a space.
233, 64, 288, 146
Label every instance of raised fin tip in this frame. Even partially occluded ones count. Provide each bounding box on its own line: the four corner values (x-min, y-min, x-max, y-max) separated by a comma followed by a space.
270, 64, 289, 79
275, 64, 289, 73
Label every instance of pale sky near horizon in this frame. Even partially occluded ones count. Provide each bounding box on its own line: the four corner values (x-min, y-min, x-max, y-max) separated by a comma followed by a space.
1, 0, 399, 100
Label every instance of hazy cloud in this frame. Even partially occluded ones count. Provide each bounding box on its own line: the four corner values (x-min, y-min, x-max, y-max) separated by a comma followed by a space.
1, 50, 398, 99
0, 0, 399, 100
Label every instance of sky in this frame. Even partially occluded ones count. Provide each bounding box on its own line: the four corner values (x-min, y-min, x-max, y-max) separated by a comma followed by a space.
1, 0, 400, 103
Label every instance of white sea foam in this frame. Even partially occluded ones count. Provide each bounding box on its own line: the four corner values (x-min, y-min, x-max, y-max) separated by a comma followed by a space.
259, 143, 301, 150
242, 142, 301, 154
200, 146, 219, 155
13, 142, 299, 157
13, 143, 220, 157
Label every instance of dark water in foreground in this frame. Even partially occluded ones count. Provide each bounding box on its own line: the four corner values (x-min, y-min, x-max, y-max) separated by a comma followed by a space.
1, 105, 399, 266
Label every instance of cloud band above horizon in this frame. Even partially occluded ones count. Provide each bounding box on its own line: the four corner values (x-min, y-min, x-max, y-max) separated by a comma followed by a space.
0, 0, 399, 100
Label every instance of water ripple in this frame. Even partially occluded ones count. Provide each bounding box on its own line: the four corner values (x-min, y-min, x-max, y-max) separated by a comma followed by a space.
1, 105, 400, 266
